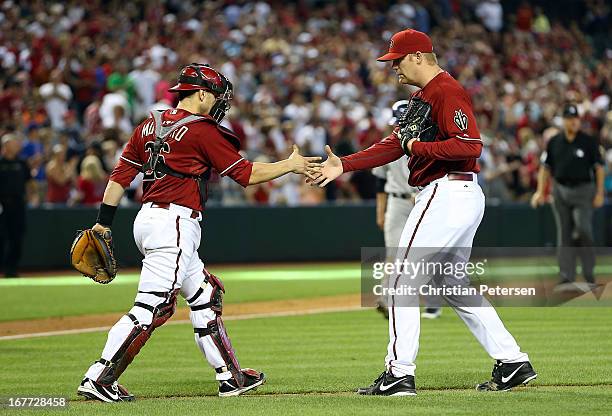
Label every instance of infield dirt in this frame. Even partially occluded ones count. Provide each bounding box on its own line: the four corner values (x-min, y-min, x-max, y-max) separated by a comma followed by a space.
0, 293, 361, 337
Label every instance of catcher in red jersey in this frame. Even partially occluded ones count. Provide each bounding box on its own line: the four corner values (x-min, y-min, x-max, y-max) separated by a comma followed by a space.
77, 63, 321, 402
310, 29, 537, 395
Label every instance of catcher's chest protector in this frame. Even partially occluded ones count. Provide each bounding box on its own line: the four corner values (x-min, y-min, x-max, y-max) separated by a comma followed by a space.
143, 111, 212, 207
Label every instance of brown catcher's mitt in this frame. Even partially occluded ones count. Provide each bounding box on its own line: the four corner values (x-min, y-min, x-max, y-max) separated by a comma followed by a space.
70, 229, 118, 284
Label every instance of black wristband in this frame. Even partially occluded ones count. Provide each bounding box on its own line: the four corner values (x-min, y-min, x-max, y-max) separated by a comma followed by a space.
96, 203, 118, 227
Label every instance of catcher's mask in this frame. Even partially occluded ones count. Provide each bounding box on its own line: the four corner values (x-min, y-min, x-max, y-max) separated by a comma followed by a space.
168, 63, 233, 123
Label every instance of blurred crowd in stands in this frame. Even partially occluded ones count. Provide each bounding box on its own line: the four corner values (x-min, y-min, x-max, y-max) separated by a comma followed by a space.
0, 0, 610, 207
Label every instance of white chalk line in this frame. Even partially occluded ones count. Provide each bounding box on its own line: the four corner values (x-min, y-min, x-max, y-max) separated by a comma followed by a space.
0, 305, 363, 341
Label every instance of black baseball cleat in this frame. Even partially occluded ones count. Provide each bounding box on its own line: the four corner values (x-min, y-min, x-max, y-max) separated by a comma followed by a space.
218, 368, 266, 397
476, 361, 537, 391
421, 307, 442, 319
357, 371, 416, 396
77, 377, 135, 402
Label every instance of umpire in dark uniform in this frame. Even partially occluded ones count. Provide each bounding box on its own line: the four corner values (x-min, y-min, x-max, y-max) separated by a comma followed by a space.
531, 104, 605, 286
0, 133, 31, 277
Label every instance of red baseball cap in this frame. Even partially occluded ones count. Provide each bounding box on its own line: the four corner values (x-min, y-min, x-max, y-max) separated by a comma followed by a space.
377, 29, 433, 62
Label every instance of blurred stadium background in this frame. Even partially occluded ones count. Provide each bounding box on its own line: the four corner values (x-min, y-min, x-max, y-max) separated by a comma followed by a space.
0, 0, 611, 268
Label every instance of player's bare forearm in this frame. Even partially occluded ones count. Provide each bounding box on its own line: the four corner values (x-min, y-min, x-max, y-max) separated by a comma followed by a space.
592, 165, 605, 208
249, 145, 321, 185
376, 192, 388, 230
595, 165, 604, 195
376, 192, 388, 215
93, 181, 125, 230
248, 160, 294, 185
530, 165, 551, 208
410, 138, 482, 160
102, 180, 126, 207
535, 165, 550, 194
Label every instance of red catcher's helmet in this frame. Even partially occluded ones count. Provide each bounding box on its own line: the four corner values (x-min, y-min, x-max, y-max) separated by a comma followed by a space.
168, 63, 229, 94
168, 63, 233, 123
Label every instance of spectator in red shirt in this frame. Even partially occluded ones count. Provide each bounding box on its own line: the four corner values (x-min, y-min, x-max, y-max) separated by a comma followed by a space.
516, 1, 534, 31
45, 144, 77, 204
69, 59, 99, 122
72, 155, 107, 206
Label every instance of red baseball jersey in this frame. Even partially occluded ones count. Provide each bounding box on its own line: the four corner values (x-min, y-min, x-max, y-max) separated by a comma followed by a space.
341, 71, 482, 187
110, 109, 253, 211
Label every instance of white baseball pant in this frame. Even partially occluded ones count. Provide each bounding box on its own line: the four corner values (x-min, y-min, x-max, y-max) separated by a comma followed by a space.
385, 174, 529, 377
84, 202, 235, 382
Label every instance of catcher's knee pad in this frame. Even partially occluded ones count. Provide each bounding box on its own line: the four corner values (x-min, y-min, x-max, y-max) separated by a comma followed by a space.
188, 272, 244, 386
187, 271, 224, 315
97, 290, 178, 385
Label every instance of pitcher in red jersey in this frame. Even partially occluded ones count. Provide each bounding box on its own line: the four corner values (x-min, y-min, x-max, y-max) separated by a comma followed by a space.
77, 63, 321, 402
310, 29, 537, 395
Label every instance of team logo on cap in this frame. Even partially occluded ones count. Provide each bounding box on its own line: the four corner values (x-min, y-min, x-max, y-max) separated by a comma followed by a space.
389, 39, 394, 49
454, 109, 468, 131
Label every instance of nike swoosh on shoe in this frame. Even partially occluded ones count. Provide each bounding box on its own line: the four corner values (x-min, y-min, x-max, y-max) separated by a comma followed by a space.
379, 378, 406, 392
501, 363, 525, 383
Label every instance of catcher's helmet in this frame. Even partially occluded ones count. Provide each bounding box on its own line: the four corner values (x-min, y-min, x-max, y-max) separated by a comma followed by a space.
168, 63, 233, 123
389, 99, 410, 125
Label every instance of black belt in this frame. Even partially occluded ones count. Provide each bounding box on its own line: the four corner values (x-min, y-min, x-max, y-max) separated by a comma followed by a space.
555, 179, 591, 187
389, 193, 411, 199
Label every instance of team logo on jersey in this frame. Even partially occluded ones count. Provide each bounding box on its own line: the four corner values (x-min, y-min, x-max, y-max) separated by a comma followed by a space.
453, 109, 468, 131
575, 148, 584, 158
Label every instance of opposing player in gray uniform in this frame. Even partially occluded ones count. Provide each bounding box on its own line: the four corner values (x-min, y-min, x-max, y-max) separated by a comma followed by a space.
372, 100, 441, 320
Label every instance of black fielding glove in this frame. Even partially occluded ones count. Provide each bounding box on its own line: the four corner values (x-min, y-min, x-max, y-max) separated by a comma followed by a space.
396, 98, 439, 155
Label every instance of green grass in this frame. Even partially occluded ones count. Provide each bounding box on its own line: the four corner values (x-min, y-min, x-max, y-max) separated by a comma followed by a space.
1, 263, 361, 322
1, 308, 611, 415
1, 279, 359, 322
3, 259, 612, 322
4, 389, 610, 416
2, 262, 611, 415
